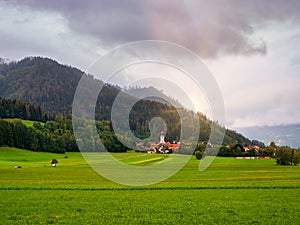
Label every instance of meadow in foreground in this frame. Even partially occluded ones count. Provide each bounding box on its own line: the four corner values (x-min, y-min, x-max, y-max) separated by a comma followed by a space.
0, 147, 299, 224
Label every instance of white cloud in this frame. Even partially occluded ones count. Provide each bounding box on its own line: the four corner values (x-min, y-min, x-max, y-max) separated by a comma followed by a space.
209, 21, 300, 128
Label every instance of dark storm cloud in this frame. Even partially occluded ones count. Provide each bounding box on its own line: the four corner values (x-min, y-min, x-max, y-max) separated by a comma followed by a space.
3, 0, 300, 58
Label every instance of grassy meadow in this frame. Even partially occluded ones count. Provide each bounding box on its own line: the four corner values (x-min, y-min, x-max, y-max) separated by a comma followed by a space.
2, 118, 44, 127
0, 147, 299, 224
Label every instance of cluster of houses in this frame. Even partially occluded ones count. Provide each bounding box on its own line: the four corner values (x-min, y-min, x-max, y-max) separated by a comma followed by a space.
136, 132, 268, 159
136, 132, 180, 154
235, 144, 271, 159
236, 156, 271, 159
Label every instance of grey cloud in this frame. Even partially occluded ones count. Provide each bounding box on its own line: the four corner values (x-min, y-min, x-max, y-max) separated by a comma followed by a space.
2, 0, 300, 58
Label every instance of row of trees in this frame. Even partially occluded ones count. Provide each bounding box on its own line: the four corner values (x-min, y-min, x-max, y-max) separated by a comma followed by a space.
0, 117, 127, 153
193, 142, 268, 157
0, 97, 50, 122
217, 145, 271, 157
255, 141, 300, 165
0, 119, 77, 153
1, 116, 299, 165
194, 141, 300, 166
0, 94, 298, 163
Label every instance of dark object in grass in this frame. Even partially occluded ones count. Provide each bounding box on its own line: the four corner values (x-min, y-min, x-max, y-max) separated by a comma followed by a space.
14, 165, 22, 168
51, 159, 58, 167
195, 151, 203, 160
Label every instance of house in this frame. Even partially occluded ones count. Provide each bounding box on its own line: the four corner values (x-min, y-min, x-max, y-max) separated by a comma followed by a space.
244, 145, 260, 152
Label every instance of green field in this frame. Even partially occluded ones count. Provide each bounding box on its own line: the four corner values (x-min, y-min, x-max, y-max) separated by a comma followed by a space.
0, 147, 299, 224
2, 118, 44, 127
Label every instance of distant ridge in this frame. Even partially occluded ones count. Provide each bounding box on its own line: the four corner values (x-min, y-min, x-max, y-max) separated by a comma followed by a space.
238, 124, 300, 148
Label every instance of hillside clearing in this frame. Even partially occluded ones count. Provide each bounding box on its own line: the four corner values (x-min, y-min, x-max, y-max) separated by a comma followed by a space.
2, 118, 44, 127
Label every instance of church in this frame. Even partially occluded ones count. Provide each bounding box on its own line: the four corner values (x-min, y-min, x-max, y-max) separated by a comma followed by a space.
136, 131, 180, 154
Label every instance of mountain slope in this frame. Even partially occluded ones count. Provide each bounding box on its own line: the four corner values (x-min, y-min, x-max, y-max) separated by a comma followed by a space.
124, 86, 182, 108
0, 56, 252, 145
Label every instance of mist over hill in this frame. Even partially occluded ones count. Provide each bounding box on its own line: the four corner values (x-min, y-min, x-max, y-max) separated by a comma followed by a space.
238, 124, 300, 148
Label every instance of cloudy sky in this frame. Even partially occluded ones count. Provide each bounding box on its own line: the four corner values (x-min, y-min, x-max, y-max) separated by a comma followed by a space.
0, 0, 300, 129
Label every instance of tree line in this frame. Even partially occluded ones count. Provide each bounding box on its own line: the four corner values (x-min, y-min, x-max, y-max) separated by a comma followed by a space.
0, 97, 51, 122
1, 96, 294, 162
209, 141, 299, 165
1, 111, 299, 165
0, 116, 127, 153
0, 96, 264, 154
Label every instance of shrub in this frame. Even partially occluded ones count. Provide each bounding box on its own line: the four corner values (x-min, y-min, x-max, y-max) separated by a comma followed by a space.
195, 151, 203, 160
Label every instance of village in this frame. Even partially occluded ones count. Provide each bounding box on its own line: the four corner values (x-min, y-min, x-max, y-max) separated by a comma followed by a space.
136, 131, 272, 159
136, 132, 180, 154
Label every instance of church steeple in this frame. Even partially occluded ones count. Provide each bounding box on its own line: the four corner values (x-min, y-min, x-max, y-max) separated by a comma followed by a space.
160, 131, 165, 144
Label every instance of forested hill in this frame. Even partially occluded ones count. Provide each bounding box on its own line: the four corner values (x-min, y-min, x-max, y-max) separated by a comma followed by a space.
0, 56, 255, 146
0, 57, 90, 115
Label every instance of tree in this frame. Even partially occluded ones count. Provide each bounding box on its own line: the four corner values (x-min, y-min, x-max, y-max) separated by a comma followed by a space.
261, 141, 277, 157
195, 151, 203, 160
217, 146, 231, 157
270, 141, 277, 148
33, 122, 43, 130
247, 148, 258, 156
233, 144, 244, 156
275, 147, 299, 166
291, 149, 300, 166
276, 147, 292, 165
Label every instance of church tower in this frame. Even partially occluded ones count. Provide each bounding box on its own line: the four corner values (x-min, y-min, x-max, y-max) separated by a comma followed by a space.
160, 131, 165, 144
